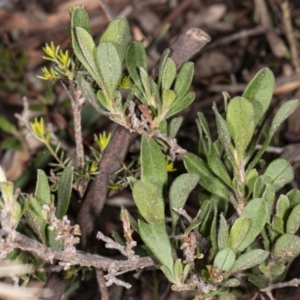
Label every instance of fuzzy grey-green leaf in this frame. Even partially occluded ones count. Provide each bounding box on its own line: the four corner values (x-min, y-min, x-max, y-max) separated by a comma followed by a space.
264, 158, 294, 192
169, 173, 199, 230
95, 42, 122, 98
138, 220, 174, 273
242, 68, 275, 126
100, 17, 130, 63
232, 249, 269, 272
184, 152, 228, 199
56, 166, 73, 219
174, 61, 194, 100
132, 180, 165, 223
35, 170, 51, 205
213, 247, 236, 272
229, 218, 251, 252
141, 135, 167, 192
237, 198, 268, 252
218, 213, 229, 250
226, 96, 255, 159
162, 58, 176, 90
286, 204, 300, 234
273, 233, 300, 263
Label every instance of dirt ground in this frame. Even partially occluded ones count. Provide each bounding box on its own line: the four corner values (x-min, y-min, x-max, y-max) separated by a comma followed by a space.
1, 0, 300, 299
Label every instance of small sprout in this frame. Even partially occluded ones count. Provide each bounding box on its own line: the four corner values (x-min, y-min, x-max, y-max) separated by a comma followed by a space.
38, 67, 60, 81
30, 117, 45, 138
120, 75, 131, 89
42, 42, 58, 61
108, 180, 121, 191
94, 131, 112, 152
89, 161, 98, 173
166, 159, 177, 172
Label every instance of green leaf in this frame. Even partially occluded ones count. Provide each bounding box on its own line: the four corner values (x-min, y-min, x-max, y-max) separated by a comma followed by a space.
213, 248, 236, 272
183, 152, 228, 199
169, 174, 199, 230
96, 90, 111, 111
56, 166, 73, 219
275, 194, 290, 219
245, 169, 258, 197
173, 259, 183, 284
35, 170, 51, 205
242, 68, 275, 126
100, 17, 130, 63
246, 274, 269, 289
168, 116, 183, 138
247, 99, 299, 171
138, 220, 174, 273
273, 233, 300, 263
287, 189, 300, 209
0, 117, 17, 134
207, 145, 232, 188
165, 91, 195, 119
95, 42, 122, 98
162, 58, 176, 90
253, 175, 272, 199
132, 180, 164, 223
226, 97, 255, 159
237, 198, 268, 252
218, 213, 229, 250
198, 200, 213, 236
221, 278, 240, 287
141, 135, 167, 192
77, 75, 110, 115
71, 7, 91, 33
174, 61, 194, 100
229, 218, 251, 252
24, 197, 47, 244
211, 205, 218, 253
73, 27, 102, 88
126, 41, 147, 102
212, 103, 234, 163
264, 158, 294, 192
162, 89, 176, 115
160, 265, 177, 284
262, 184, 276, 219
232, 249, 269, 272
157, 49, 171, 88
286, 204, 300, 234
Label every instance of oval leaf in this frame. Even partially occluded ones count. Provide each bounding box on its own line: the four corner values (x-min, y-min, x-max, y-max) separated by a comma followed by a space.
35, 170, 51, 205
232, 249, 269, 272
138, 220, 174, 273
169, 174, 199, 230
264, 158, 294, 192
237, 198, 268, 252
226, 97, 255, 159
273, 233, 300, 263
132, 180, 165, 224
100, 17, 130, 62
229, 218, 251, 252
95, 42, 122, 98
56, 166, 73, 219
183, 152, 228, 199
286, 204, 300, 234
213, 248, 236, 272
242, 68, 275, 126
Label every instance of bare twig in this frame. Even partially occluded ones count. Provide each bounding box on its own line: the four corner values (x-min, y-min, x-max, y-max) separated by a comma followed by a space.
0, 229, 156, 273
96, 269, 110, 300
254, 0, 287, 57
281, 0, 300, 73
260, 278, 300, 293
98, 0, 114, 22
61, 80, 85, 169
